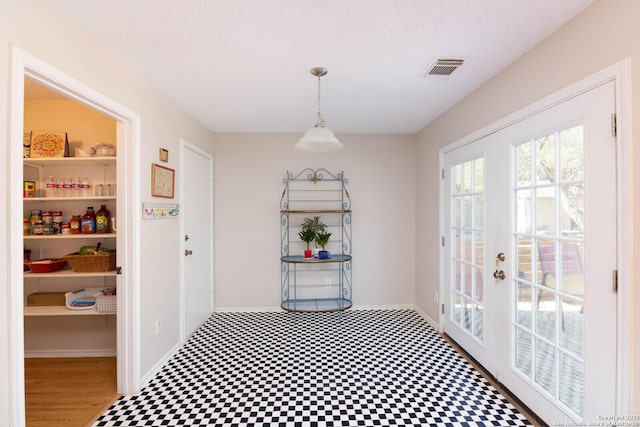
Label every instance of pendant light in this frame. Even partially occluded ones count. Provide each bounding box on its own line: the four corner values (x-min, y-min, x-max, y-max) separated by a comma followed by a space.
295, 67, 343, 152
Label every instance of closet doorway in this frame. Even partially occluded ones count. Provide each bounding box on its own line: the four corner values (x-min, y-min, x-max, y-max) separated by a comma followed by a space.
9, 47, 140, 425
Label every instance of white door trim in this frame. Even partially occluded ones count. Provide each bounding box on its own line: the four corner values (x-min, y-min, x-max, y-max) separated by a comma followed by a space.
7, 46, 142, 426
438, 58, 632, 415
179, 139, 214, 341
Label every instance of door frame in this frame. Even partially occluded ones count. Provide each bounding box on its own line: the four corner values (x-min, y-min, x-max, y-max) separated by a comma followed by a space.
438, 58, 632, 415
6, 46, 142, 425
179, 139, 214, 341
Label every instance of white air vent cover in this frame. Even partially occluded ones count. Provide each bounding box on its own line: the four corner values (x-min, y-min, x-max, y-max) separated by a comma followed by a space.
421, 58, 465, 77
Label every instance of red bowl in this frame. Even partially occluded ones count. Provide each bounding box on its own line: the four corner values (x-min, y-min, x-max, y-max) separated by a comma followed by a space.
25, 258, 67, 273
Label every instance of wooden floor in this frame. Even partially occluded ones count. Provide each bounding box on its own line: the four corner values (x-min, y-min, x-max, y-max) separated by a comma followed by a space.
25, 357, 119, 427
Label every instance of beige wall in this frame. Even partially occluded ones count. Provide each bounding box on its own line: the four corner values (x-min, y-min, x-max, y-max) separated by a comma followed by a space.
211, 133, 417, 309
416, 0, 638, 413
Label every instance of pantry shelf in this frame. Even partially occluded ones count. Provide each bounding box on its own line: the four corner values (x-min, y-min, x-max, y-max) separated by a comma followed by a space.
24, 305, 116, 317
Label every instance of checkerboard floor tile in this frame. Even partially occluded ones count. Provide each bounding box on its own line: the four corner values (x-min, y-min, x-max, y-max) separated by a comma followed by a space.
93, 310, 532, 426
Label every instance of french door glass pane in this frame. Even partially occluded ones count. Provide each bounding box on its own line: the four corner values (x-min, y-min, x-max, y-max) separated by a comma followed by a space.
535, 187, 557, 235
516, 283, 532, 328
515, 326, 533, 377
515, 140, 532, 187
560, 352, 584, 415
536, 134, 556, 183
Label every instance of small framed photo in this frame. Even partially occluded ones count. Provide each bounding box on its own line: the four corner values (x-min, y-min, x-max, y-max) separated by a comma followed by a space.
151, 163, 175, 198
159, 148, 169, 162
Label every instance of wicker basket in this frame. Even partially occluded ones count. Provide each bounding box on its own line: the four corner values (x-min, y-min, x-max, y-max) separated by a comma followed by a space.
63, 251, 116, 272
96, 294, 117, 312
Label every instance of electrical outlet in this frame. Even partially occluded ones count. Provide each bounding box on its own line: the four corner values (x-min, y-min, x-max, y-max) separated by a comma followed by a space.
155, 318, 161, 335
324, 278, 332, 286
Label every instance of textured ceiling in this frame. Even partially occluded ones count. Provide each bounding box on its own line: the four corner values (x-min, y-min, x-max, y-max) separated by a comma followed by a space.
47, 0, 593, 134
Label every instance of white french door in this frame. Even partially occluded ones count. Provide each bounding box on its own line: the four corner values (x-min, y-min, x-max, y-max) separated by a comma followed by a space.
443, 81, 617, 423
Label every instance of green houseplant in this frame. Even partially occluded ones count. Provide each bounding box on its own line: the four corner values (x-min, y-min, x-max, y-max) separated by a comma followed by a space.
299, 216, 327, 257
315, 231, 332, 259
298, 228, 316, 258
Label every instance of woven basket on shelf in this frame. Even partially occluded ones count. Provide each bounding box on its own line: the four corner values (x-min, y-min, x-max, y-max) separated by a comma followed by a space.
63, 251, 115, 272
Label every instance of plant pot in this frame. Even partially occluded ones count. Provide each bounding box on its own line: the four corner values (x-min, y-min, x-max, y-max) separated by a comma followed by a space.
318, 250, 330, 259
304, 249, 312, 258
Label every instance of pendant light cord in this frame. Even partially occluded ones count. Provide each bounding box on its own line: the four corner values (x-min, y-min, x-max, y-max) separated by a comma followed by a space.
316, 74, 325, 127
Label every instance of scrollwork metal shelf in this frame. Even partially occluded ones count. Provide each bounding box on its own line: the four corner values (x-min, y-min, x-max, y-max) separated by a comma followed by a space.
280, 168, 352, 313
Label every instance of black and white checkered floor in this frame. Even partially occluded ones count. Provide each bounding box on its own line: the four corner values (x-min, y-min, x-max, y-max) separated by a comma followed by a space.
94, 310, 532, 426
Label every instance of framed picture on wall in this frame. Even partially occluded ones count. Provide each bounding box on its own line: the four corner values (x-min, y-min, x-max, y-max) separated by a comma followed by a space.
159, 148, 169, 162
151, 163, 175, 198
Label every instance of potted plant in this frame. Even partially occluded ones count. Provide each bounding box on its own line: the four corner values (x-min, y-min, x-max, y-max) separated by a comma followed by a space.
315, 231, 332, 259
300, 216, 327, 257
298, 228, 316, 258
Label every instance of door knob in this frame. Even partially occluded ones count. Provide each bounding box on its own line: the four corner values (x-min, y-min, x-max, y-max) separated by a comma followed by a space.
185, 249, 193, 256
494, 252, 506, 280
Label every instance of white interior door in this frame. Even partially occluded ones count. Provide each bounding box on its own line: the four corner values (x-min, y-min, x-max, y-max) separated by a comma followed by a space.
181, 142, 214, 338
443, 81, 617, 423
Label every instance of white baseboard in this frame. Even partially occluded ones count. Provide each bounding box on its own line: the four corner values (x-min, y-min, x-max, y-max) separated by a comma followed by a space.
413, 306, 441, 331
25, 349, 116, 358
139, 341, 183, 389
214, 304, 417, 313
214, 306, 282, 313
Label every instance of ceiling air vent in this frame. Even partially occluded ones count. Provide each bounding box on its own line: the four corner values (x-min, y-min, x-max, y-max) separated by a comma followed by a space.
421, 58, 465, 77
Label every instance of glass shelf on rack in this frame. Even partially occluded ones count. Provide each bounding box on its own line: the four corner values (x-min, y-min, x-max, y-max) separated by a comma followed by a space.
281, 254, 352, 263
280, 297, 352, 312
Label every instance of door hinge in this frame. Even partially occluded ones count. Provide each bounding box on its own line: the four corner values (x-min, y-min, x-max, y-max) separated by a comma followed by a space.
441, 303, 445, 314
441, 236, 445, 247
611, 113, 617, 137
116, 266, 122, 275
613, 269, 618, 292
441, 168, 445, 179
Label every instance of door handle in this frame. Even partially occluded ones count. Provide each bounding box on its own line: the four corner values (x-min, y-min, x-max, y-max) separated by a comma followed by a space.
494, 252, 505, 280
185, 249, 193, 256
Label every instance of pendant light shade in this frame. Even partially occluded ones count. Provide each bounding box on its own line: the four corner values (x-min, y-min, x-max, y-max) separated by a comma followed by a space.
296, 67, 343, 152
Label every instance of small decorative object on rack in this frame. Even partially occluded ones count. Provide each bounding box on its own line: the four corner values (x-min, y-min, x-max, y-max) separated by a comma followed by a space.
280, 168, 352, 312
298, 228, 315, 258
315, 231, 332, 259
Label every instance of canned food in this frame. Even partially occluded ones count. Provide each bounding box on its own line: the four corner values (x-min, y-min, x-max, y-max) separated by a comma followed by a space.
42, 211, 53, 225
23, 218, 30, 235
23, 181, 36, 198
32, 221, 43, 235
61, 223, 71, 234
42, 225, 55, 235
